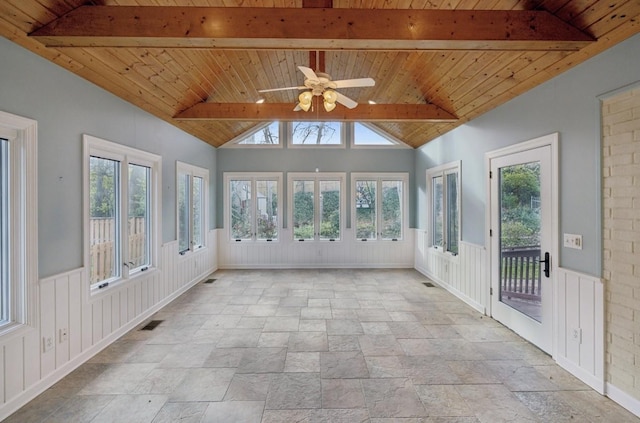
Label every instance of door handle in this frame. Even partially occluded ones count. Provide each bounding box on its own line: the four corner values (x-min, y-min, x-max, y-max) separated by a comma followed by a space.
539, 252, 550, 278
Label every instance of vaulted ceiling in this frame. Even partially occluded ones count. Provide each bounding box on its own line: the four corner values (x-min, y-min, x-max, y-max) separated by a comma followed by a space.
1, 1, 639, 148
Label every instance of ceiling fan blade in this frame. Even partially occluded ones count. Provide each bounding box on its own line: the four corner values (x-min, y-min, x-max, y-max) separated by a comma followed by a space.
332, 78, 376, 89
298, 66, 320, 83
335, 92, 358, 109
258, 86, 305, 93
293, 104, 302, 111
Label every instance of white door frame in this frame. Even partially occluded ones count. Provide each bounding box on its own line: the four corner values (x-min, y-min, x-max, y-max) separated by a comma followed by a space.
485, 133, 559, 357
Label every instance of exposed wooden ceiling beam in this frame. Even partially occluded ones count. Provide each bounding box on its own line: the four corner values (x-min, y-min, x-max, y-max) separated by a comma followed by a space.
30, 6, 594, 51
174, 102, 457, 122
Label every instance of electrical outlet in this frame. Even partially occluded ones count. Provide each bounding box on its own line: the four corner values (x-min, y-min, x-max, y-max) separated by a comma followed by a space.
572, 328, 582, 344
43, 336, 54, 352
563, 233, 583, 250
59, 328, 68, 343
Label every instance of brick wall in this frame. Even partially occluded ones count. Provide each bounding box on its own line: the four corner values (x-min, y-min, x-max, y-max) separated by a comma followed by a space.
602, 85, 640, 400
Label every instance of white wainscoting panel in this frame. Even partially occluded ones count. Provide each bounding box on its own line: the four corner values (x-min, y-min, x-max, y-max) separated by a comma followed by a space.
414, 229, 487, 314
555, 267, 605, 393
218, 228, 414, 269
0, 230, 218, 421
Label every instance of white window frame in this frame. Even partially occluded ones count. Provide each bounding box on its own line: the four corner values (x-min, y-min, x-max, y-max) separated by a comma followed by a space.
288, 172, 346, 242
351, 172, 409, 242
177, 161, 209, 255
427, 161, 461, 256
0, 111, 37, 338
224, 172, 282, 242
287, 122, 346, 148
84, 134, 161, 294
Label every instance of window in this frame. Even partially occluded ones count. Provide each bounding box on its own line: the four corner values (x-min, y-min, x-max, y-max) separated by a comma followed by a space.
225, 173, 281, 242
352, 123, 406, 148
290, 122, 343, 146
352, 173, 407, 241
428, 162, 460, 255
177, 162, 209, 254
1, 137, 9, 324
85, 135, 160, 291
0, 111, 37, 334
289, 173, 344, 241
226, 122, 281, 147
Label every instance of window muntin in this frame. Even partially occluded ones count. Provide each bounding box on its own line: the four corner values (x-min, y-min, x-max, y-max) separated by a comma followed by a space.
428, 163, 460, 255
85, 135, 160, 291
290, 122, 343, 146
290, 173, 344, 241
353, 174, 407, 241
177, 162, 209, 254
225, 173, 281, 242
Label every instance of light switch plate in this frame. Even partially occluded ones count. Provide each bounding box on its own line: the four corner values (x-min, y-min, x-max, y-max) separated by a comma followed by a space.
563, 233, 583, 250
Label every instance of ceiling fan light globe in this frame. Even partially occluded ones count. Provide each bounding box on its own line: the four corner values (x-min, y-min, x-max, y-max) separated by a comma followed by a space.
299, 91, 313, 103
323, 90, 338, 104
323, 100, 337, 112
298, 91, 313, 112
299, 102, 312, 112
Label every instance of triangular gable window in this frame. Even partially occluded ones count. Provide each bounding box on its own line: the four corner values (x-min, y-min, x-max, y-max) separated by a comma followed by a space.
229, 122, 280, 147
353, 123, 406, 148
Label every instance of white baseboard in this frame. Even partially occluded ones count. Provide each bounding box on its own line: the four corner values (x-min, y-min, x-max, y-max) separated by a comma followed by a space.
556, 355, 605, 394
414, 264, 485, 314
606, 383, 640, 418
219, 263, 414, 270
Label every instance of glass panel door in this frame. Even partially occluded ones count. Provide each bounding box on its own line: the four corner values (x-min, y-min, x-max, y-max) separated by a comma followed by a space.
490, 143, 553, 354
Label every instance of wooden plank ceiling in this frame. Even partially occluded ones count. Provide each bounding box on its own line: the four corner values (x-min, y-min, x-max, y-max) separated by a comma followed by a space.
1, 1, 639, 148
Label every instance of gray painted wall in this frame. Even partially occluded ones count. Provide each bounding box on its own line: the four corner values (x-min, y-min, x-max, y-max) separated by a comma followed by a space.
0, 38, 217, 279
216, 146, 415, 229
415, 33, 640, 277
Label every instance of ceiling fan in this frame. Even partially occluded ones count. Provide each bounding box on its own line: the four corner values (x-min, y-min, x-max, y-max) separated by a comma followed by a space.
258, 66, 375, 112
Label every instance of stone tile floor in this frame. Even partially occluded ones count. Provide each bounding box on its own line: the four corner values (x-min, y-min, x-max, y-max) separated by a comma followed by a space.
7, 269, 640, 422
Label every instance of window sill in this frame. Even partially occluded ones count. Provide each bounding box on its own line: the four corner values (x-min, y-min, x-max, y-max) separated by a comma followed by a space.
89, 267, 159, 299
429, 247, 460, 259
178, 246, 208, 258
229, 239, 280, 244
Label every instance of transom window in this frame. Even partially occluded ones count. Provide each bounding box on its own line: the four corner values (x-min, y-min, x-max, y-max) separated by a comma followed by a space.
289, 173, 345, 241
352, 173, 408, 241
428, 162, 460, 255
225, 173, 282, 242
290, 122, 343, 146
177, 162, 209, 254
85, 135, 160, 291
228, 122, 407, 149
352, 123, 404, 147
235, 122, 280, 146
